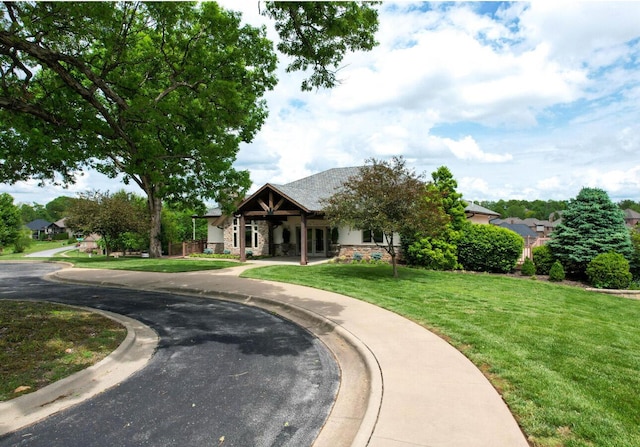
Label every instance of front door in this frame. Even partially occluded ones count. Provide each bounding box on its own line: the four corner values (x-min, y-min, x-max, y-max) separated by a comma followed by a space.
305, 227, 326, 257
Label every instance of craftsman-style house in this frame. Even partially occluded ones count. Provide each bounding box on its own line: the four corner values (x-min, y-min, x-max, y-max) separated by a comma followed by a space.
202, 167, 396, 265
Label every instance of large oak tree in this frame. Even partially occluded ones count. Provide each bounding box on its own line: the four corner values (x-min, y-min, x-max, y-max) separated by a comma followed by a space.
0, 1, 378, 257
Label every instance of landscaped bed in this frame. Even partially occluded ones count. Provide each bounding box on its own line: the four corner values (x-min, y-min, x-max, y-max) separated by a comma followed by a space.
242, 263, 640, 447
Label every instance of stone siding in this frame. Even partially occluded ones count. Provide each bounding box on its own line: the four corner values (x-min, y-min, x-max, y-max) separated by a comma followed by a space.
222, 219, 270, 256
337, 245, 403, 262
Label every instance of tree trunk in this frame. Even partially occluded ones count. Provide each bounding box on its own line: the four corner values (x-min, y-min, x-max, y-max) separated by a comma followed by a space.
391, 252, 398, 278
147, 190, 163, 258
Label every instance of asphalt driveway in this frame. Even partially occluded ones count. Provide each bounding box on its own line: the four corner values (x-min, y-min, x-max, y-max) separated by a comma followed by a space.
0, 263, 339, 447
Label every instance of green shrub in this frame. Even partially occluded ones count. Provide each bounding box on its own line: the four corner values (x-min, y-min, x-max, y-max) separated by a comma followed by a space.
457, 224, 524, 273
532, 244, 555, 275
352, 252, 363, 262
12, 228, 33, 253
549, 261, 565, 282
586, 252, 632, 289
521, 257, 536, 276
405, 236, 459, 270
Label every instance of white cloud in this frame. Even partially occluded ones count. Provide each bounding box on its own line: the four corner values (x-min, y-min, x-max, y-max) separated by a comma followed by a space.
3, 1, 640, 206
443, 136, 512, 163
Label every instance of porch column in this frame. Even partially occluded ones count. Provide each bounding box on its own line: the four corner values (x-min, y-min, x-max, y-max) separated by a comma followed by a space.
300, 213, 308, 265
239, 213, 246, 262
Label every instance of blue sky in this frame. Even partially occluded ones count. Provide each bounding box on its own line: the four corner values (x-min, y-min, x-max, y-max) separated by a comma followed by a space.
3, 1, 640, 205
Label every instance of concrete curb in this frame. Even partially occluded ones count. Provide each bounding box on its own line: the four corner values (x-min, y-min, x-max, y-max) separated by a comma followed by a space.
0, 305, 158, 436
46, 272, 382, 447
585, 287, 640, 299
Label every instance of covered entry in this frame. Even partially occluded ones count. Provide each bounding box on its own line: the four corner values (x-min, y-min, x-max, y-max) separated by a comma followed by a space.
234, 183, 327, 265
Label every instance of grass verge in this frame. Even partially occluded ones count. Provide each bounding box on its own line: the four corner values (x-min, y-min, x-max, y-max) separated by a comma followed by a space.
242, 263, 640, 447
0, 300, 127, 401
53, 252, 241, 273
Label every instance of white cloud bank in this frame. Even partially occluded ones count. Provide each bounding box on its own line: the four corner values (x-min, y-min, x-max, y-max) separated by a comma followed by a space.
3, 1, 640, 205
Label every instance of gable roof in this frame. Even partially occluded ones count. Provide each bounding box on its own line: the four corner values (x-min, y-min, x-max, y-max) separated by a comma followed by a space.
26, 219, 52, 230
624, 208, 640, 219
235, 166, 362, 214
273, 166, 362, 211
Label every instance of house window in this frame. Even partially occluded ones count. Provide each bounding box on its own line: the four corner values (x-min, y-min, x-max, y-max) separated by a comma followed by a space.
362, 229, 383, 244
233, 218, 259, 248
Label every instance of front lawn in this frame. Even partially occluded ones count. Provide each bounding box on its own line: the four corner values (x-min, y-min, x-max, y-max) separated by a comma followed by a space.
242, 264, 640, 447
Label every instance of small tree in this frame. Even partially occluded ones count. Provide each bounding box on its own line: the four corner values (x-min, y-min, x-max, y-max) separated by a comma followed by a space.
0, 193, 22, 253
548, 188, 633, 277
403, 166, 466, 270
12, 227, 33, 253
549, 261, 566, 282
429, 166, 467, 231
322, 157, 448, 277
66, 191, 149, 255
521, 257, 536, 276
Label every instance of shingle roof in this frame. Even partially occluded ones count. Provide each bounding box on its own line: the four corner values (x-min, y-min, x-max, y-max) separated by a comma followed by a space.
272, 166, 362, 211
465, 203, 500, 216
201, 207, 223, 218
624, 208, 640, 219
26, 219, 52, 230
496, 222, 538, 238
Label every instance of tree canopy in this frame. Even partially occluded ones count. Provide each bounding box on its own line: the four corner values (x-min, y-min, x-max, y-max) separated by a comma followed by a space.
65, 190, 149, 255
0, 1, 379, 257
322, 156, 448, 277
547, 187, 634, 276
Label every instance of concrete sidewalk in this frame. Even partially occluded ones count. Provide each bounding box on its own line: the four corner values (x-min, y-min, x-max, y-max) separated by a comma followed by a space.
50, 262, 529, 447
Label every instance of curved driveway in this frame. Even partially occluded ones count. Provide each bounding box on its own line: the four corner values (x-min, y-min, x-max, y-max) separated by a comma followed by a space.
0, 263, 339, 447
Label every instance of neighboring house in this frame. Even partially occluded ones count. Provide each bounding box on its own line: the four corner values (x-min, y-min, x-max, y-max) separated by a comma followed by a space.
464, 202, 500, 224
54, 217, 77, 238
492, 217, 558, 238
200, 166, 399, 265
78, 234, 101, 253
623, 208, 640, 227
25, 219, 64, 239
495, 222, 538, 240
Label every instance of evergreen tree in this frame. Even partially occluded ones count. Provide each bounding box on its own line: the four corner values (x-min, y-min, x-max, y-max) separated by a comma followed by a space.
429, 166, 467, 231
547, 188, 633, 276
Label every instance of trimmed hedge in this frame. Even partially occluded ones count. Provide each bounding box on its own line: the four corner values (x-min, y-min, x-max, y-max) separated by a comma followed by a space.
457, 224, 524, 273
586, 252, 632, 289
405, 236, 459, 270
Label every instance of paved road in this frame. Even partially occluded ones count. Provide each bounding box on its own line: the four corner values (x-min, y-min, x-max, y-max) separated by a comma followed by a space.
0, 263, 339, 447
24, 245, 74, 258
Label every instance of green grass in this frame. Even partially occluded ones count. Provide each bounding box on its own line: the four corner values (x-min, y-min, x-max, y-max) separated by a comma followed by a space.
55, 252, 242, 273
242, 264, 640, 447
1, 244, 242, 273
0, 300, 127, 401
